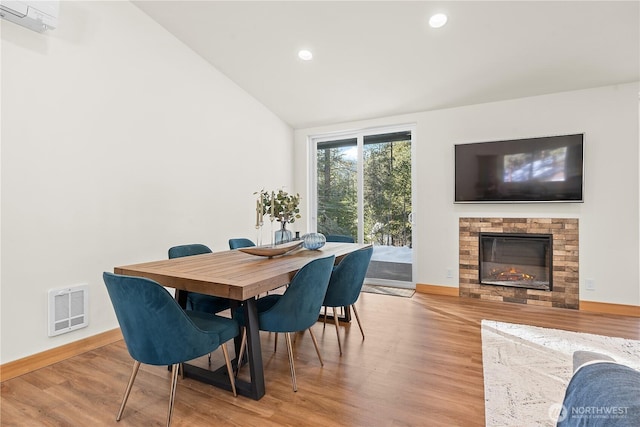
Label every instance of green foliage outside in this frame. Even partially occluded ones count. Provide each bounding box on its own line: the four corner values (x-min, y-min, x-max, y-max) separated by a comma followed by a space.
317, 140, 412, 247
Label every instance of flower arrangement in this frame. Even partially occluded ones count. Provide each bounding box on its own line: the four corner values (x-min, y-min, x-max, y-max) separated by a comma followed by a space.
254, 189, 301, 225
270, 189, 301, 224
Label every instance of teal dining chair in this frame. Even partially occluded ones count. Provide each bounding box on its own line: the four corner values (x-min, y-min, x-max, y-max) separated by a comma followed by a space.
236, 255, 335, 391
103, 272, 238, 427
325, 234, 355, 243
322, 246, 373, 355
168, 244, 230, 314
228, 238, 255, 249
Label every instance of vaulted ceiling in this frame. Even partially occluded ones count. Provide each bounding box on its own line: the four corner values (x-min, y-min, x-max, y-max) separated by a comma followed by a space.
133, 1, 639, 129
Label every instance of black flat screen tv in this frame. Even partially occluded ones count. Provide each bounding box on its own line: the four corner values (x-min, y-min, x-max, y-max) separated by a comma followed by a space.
454, 134, 584, 203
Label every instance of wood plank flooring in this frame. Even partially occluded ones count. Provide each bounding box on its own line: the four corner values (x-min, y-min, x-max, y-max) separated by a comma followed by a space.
2, 293, 639, 426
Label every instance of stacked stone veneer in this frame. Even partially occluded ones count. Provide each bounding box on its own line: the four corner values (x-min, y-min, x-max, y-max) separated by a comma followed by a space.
459, 218, 579, 309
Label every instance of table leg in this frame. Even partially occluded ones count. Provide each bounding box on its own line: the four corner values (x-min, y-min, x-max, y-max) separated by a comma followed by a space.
181, 297, 265, 400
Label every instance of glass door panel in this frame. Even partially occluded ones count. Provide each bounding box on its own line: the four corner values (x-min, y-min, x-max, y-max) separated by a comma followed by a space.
363, 132, 412, 282
316, 138, 358, 241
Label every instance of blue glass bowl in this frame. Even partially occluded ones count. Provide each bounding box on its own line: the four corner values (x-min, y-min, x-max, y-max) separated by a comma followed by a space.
302, 233, 326, 250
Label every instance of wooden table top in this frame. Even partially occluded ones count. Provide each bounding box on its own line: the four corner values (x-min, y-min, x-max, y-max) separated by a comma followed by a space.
114, 242, 370, 301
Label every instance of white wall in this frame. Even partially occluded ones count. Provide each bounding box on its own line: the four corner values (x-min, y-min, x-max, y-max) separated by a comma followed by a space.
0, 1, 293, 363
295, 83, 640, 307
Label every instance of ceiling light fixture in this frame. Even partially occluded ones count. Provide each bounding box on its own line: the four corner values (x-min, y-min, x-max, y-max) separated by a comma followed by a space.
298, 49, 313, 61
429, 13, 448, 29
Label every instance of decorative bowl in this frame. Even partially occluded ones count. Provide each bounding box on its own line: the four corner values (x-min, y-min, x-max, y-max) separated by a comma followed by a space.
302, 233, 326, 250
238, 240, 303, 257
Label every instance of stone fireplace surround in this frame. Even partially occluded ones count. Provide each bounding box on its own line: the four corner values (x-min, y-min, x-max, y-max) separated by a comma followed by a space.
459, 217, 579, 309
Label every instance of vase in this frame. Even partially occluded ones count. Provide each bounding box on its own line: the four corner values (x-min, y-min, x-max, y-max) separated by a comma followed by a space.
275, 222, 293, 244
302, 233, 326, 250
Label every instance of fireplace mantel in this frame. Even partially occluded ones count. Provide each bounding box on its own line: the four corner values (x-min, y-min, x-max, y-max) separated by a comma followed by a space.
459, 217, 579, 309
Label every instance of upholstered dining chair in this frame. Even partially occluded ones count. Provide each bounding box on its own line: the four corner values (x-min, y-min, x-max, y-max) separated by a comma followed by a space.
325, 234, 355, 243
168, 244, 230, 314
322, 246, 373, 355
103, 272, 238, 427
235, 255, 335, 392
228, 238, 255, 250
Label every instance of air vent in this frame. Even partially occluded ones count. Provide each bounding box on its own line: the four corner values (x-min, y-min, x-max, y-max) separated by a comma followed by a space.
48, 284, 89, 336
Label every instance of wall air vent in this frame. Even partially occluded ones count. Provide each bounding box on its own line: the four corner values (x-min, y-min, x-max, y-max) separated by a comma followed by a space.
48, 284, 89, 336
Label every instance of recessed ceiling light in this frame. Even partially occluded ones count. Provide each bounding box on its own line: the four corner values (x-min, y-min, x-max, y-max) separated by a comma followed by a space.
429, 13, 448, 29
298, 49, 313, 61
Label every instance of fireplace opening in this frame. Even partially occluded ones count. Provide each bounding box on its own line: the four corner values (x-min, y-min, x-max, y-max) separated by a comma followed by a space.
479, 233, 552, 291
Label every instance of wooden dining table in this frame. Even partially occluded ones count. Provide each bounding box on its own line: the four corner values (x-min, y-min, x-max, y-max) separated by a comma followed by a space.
114, 242, 370, 400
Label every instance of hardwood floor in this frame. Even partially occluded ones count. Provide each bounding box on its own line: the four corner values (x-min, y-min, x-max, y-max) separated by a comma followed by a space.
2, 293, 639, 426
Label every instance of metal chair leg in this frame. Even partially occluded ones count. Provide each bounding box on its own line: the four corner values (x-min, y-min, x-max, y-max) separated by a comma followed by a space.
351, 304, 365, 339
166, 363, 180, 427
274, 332, 278, 352
323, 306, 327, 329
221, 343, 237, 397
332, 306, 343, 355
116, 360, 141, 421
236, 328, 247, 376
284, 332, 297, 392
308, 328, 324, 366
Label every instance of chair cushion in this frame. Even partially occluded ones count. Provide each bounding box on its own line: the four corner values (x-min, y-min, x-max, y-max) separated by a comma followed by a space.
233, 295, 281, 327
186, 310, 239, 344
187, 293, 230, 314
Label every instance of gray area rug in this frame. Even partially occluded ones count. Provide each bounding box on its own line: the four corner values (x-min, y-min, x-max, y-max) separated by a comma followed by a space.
481, 320, 640, 426
361, 284, 415, 298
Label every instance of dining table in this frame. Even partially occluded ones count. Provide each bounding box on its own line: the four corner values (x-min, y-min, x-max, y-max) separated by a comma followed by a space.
113, 241, 371, 400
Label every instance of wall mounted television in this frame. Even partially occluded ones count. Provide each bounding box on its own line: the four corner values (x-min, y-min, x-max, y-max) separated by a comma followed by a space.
454, 133, 584, 203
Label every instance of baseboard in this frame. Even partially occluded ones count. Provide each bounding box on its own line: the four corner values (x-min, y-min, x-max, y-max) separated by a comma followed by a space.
0, 328, 123, 382
579, 301, 640, 317
416, 283, 459, 297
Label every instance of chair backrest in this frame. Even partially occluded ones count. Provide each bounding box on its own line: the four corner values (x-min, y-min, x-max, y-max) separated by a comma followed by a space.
168, 244, 212, 259
228, 238, 256, 250
259, 255, 335, 333
103, 272, 220, 365
325, 234, 355, 243
323, 246, 373, 307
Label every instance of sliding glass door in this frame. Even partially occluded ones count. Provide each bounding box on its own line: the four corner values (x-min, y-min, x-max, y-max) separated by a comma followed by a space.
312, 126, 414, 286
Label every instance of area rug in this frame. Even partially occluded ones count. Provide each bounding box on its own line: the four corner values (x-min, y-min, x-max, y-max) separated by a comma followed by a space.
481, 320, 640, 426
361, 284, 415, 298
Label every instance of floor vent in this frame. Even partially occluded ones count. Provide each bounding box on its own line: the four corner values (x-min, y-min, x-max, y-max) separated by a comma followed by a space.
48, 284, 89, 336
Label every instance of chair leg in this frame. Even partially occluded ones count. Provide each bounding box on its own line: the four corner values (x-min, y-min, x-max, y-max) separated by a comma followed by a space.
351, 304, 365, 340
332, 306, 343, 355
284, 332, 297, 392
308, 328, 324, 366
323, 306, 327, 329
274, 332, 278, 352
166, 363, 180, 427
221, 343, 237, 397
116, 360, 141, 421
236, 328, 247, 375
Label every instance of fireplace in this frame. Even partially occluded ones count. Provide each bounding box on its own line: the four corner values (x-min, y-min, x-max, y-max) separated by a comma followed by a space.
459, 218, 579, 309
479, 233, 552, 291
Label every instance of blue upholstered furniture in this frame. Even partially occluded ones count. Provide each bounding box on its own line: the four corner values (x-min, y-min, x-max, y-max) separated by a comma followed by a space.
236, 255, 335, 391
228, 238, 256, 250
322, 246, 373, 355
557, 351, 640, 426
103, 272, 238, 427
168, 244, 230, 314
325, 234, 355, 243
